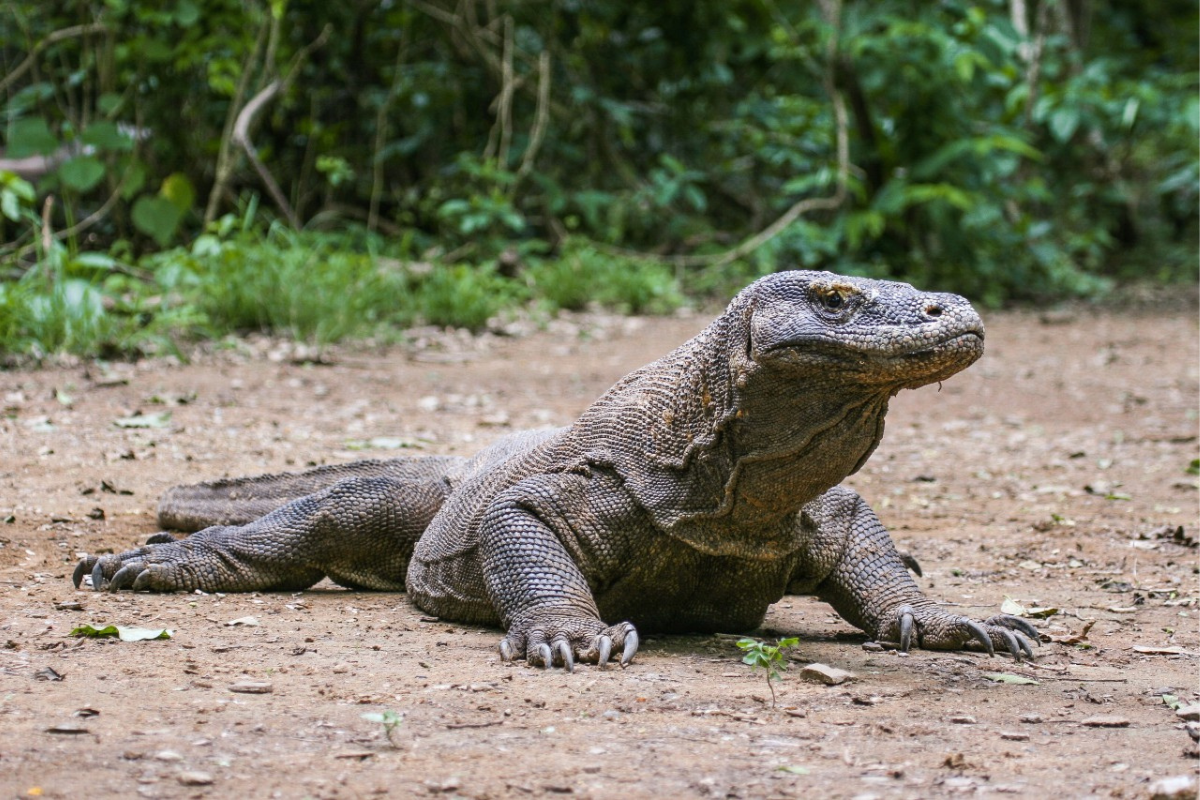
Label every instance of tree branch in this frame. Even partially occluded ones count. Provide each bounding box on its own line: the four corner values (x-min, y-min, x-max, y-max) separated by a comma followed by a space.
0, 23, 108, 94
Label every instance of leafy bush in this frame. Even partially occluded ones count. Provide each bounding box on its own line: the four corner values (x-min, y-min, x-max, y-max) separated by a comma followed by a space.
528, 242, 682, 314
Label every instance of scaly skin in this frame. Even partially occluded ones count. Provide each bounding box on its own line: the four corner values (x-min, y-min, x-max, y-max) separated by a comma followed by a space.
75, 271, 1038, 670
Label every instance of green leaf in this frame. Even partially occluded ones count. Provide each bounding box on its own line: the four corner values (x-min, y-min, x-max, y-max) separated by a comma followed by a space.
82, 121, 133, 152
59, 156, 106, 192
119, 160, 148, 200
113, 411, 172, 428
161, 172, 195, 212
1186, 459, 1199, 476
175, 0, 200, 25
71, 624, 171, 641
1049, 108, 1080, 143
7, 117, 58, 158
982, 673, 1039, 685
132, 195, 183, 246
1, 190, 19, 221
116, 626, 172, 641
97, 92, 122, 115
777, 765, 810, 775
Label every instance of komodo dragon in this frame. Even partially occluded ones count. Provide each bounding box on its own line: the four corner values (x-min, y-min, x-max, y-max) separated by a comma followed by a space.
74, 270, 1038, 670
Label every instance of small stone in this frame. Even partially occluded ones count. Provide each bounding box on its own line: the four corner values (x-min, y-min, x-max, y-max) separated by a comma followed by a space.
177, 771, 214, 786
1019, 713, 1044, 724
1174, 703, 1200, 721
1080, 716, 1129, 728
1147, 775, 1197, 800
332, 663, 351, 674
228, 681, 273, 694
1000, 732, 1029, 741
949, 715, 976, 724
800, 663, 856, 685
861, 642, 884, 652
154, 750, 183, 762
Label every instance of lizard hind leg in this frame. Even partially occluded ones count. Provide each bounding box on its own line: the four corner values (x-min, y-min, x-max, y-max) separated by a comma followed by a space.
77, 475, 450, 594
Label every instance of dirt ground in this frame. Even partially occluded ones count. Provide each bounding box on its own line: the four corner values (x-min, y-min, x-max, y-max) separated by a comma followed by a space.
1, 300, 1197, 799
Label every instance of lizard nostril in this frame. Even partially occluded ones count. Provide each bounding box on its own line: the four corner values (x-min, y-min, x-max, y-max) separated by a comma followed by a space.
924, 304, 943, 318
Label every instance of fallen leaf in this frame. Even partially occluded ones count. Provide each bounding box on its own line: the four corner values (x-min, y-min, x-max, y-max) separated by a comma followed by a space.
1001, 597, 1026, 616
777, 765, 810, 775
1132, 645, 1185, 656
71, 624, 172, 641
1045, 619, 1096, 646
113, 411, 171, 429
225, 616, 260, 627
982, 673, 1039, 685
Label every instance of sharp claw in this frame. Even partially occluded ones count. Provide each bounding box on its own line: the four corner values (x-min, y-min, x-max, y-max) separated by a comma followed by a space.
965, 620, 995, 656
132, 569, 153, 592
499, 639, 514, 662
72, 560, 89, 589
1001, 629, 1022, 661
1016, 633, 1034, 660
145, 532, 175, 545
596, 635, 612, 668
620, 630, 638, 666
1009, 616, 1040, 642
898, 607, 914, 652
109, 563, 141, 591
91, 562, 107, 592
556, 640, 574, 673
536, 643, 553, 669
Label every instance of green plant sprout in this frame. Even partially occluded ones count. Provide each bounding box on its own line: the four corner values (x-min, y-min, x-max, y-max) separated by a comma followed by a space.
736, 636, 799, 708
361, 709, 403, 747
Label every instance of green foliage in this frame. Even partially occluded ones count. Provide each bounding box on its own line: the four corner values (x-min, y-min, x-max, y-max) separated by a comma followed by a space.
1, 0, 1196, 357
737, 636, 799, 707
527, 241, 682, 315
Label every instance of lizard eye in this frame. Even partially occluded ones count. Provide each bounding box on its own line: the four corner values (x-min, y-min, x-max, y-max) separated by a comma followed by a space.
814, 286, 848, 312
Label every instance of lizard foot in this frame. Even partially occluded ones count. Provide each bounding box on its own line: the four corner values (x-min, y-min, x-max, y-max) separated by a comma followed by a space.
882, 604, 1038, 661
74, 541, 201, 593
498, 615, 638, 672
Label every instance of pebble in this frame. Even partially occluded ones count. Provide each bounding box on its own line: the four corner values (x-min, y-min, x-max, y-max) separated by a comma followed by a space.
1147, 775, 1196, 799
1019, 713, 1044, 724
949, 715, 977, 725
1000, 732, 1030, 741
228, 681, 273, 694
800, 663, 856, 685
154, 751, 183, 762
1174, 703, 1200, 721
177, 771, 214, 786
1080, 716, 1129, 728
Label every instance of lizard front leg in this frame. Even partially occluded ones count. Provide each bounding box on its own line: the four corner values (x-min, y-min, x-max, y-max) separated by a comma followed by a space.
791, 487, 1038, 659
477, 475, 639, 671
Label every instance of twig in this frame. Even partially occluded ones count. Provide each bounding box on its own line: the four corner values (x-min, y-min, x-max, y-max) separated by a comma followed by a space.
230, 24, 333, 229
40, 196, 54, 256
514, 50, 551, 187
369, 36, 409, 233
232, 81, 297, 228
0, 23, 109, 94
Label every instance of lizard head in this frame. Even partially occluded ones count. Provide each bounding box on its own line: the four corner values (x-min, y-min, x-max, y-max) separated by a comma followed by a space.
744, 270, 984, 392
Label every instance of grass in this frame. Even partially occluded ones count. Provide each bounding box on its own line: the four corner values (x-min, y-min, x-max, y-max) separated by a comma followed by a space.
0, 227, 686, 360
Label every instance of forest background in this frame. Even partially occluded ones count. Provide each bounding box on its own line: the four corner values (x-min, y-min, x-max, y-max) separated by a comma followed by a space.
0, 0, 1195, 358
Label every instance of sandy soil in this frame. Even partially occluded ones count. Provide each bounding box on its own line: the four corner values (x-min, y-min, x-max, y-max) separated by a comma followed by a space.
1, 302, 1197, 799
